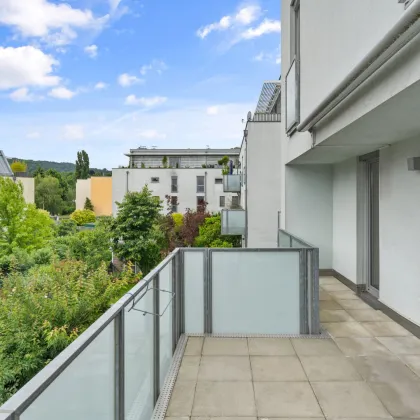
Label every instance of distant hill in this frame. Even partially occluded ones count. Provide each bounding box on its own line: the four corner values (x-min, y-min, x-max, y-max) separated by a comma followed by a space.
7, 158, 110, 176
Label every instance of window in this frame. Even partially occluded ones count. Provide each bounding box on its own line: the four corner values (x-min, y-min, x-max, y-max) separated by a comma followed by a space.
171, 176, 178, 193
197, 176, 205, 193
231, 195, 239, 208
171, 196, 178, 213
215, 178, 223, 184
219, 196, 225, 207
151, 177, 159, 183
197, 196, 205, 209
286, 0, 300, 133
169, 157, 180, 167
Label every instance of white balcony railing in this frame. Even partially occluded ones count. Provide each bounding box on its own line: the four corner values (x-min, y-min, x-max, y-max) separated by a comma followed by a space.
0, 238, 319, 420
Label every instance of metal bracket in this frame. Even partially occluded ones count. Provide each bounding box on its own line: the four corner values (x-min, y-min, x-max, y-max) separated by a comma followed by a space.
129, 282, 175, 317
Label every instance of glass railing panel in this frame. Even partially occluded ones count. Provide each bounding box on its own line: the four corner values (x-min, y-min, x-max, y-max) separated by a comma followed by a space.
21, 321, 115, 420
211, 251, 300, 334
159, 261, 173, 389
183, 251, 204, 334
223, 174, 241, 192
221, 210, 245, 236
125, 285, 154, 420
278, 230, 292, 247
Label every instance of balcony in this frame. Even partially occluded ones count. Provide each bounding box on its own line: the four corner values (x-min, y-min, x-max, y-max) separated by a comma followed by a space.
0, 232, 321, 419
221, 209, 245, 235
223, 174, 241, 192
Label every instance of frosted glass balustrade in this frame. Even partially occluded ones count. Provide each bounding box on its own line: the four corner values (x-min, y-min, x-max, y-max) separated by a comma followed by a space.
21, 322, 115, 420
211, 251, 301, 334
221, 210, 246, 235
124, 283, 154, 420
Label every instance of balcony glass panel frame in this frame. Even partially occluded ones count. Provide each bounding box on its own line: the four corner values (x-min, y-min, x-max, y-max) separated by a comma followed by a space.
285, 58, 300, 133
223, 174, 241, 192
221, 209, 245, 236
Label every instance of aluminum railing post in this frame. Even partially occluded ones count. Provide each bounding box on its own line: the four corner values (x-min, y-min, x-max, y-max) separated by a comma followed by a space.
153, 274, 160, 404
114, 309, 125, 420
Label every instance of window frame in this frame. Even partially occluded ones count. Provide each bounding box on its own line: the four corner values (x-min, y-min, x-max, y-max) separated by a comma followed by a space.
171, 176, 178, 193
196, 175, 205, 193
196, 196, 205, 209
151, 177, 160, 183
231, 195, 239, 208
215, 178, 223, 185
219, 196, 225, 207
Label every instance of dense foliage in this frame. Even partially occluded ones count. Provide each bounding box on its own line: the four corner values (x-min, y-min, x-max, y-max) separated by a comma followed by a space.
10, 161, 27, 173
0, 178, 54, 255
0, 260, 140, 403
70, 209, 96, 226
111, 186, 163, 274
194, 214, 241, 248
84, 197, 94, 211
75, 150, 90, 179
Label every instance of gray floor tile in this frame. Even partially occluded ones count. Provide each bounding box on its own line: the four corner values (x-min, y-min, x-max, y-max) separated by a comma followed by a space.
192, 381, 256, 416
319, 291, 333, 301
311, 382, 391, 418
321, 283, 351, 292
361, 321, 412, 337
292, 338, 342, 356
400, 354, 420, 377
185, 337, 203, 356
320, 309, 355, 322
370, 381, 420, 418
177, 356, 201, 381
335, 337, 391, 357
351, 354, 420, 382
329, 291, 359, 300
377, 336, 420, 355
248, 338, 295, 356
319, 300, 343, 310
166, 381, 197, 416
347, 309, 391, 322
165, 417, 189, 420
337, 299, 371, 310
254, 382, 323, 417
322, 322, 372, 338
300, 355, 361, 381
250, 355, 307, 381
202, 338, 248, 356
198, 356, 251, 381
191, 418, 257, 420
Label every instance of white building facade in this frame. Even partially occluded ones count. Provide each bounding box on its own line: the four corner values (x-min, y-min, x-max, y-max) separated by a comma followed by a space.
225, 0, 420, 329
113, 149, 240, 215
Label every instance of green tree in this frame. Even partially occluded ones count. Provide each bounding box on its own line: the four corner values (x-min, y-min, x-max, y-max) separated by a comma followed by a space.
10, 161, 27, 174
111, 186, 163, 273
194, 214, 241, 248
70, 209, 96, 226
33, 166, 45, 178
218, 155, 230, 175
84, 197, 94, 211
75, 150, 90, 179
57, 219, 78, 237
162, 156, 168, 168
0, 178, 54, 255
35, 176, 63, 215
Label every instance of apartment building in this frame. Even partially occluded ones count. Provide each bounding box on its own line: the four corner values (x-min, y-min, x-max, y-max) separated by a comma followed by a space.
113, 148, 240, 215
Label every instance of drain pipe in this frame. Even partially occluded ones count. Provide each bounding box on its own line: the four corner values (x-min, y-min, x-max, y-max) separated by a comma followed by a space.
298, 0, 420, 133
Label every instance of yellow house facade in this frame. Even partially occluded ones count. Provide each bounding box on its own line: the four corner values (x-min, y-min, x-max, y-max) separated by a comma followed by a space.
76, 177, 112, 216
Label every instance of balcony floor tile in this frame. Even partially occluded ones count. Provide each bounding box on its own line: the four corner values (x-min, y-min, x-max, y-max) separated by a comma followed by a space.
247, 337, 295, 356
198, 356, 252, 382
202, 337, 248, 356
250, 355, 307, 381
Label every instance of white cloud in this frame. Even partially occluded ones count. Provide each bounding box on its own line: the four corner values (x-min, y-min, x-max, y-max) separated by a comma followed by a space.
9, 87, 35, 102
118, 73, 143, 87
140, 60, 167, 76
196, 5, 261, 38
94, 82, 108, 90
26, 131, 40, 139
84, 44, 98, 58
138, 129, 166, 139
253, 49, 281, 65
0, 46, 60, 90
241, 19, 281, 39
125, 95, 167, 107
48, 86, 76, 99
207, 106, 219, 115
64, 124, 84, 140
109, 0, 122, 12
0, 0, 108, 46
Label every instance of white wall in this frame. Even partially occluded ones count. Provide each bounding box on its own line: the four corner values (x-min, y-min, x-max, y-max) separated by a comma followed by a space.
16, 177, 35, 204
379, 137, 420, 326
332, 157, 358, 281
112, 168, 236, 215
246, 121, 282, 247
76, 179, 91, 210
285, 165, 333, 269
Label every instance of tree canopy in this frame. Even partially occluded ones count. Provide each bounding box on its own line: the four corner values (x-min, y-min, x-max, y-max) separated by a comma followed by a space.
75, 150, 90, 179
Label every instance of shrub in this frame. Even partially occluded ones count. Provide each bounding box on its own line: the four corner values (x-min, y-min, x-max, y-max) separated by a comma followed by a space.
84, 197, 94, 211
70, 209, 96, 226
0, 259, 141, 403
32, 247, 53, 265
57, 219, 78, 237
10, 161, 27, 173
172, 213, 183, 228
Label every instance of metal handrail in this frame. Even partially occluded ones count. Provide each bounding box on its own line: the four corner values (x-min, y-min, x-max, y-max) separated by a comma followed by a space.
0, 249, 180, 417
278, 229, 316, 248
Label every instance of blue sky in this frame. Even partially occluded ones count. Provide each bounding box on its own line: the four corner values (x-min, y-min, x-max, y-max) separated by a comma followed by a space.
0, 0, 280, 168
